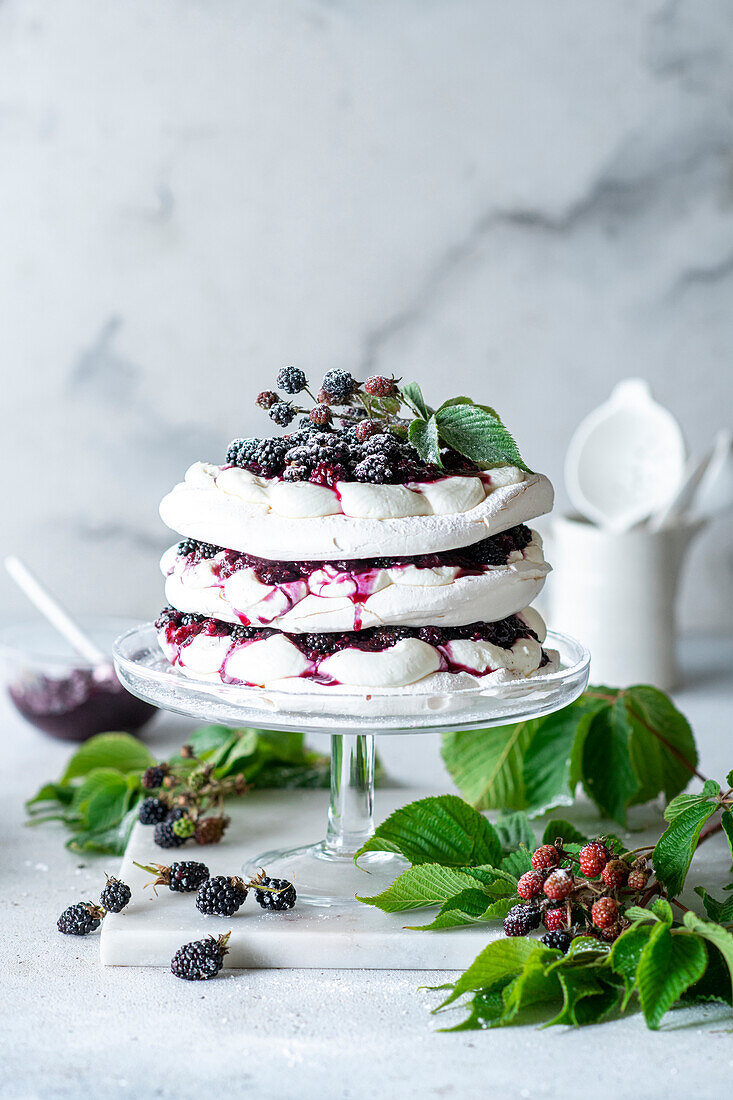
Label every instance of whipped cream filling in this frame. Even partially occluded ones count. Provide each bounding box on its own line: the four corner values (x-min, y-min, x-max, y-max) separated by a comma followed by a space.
156, 608, 549, 689
159, 465, 553, 560
160, 533, 549, 632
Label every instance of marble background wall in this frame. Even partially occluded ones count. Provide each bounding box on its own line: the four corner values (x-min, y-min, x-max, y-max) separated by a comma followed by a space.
1, 0, 732, 630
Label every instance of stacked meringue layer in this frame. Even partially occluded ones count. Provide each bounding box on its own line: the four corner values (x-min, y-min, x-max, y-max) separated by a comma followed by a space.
156, 461, 557, 692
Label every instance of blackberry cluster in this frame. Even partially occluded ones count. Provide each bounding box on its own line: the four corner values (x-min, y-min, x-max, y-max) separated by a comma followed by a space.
196, 876, 249, 917
100, 876, 132, 914
57, 902, 105, 936
269, 402, 296, 427
226, 438, 260, 466
171, 933, 230, 981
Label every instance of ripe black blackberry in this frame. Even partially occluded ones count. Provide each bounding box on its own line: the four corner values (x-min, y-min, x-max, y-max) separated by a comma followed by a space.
141, 764, 168, 790
252, 438, 288, 475
363, 433, 403, 459
269, 402, 296, 428
252, 874, 296, 912
171, 932, 231, 981
541, 930, 572, 954
283, 464, 309, 482
354, 454, 394, 484
255, 390, 278, 409
276, 365, 308, 394
135, 860, 210, 893
138, 797, 169, 825
320, 369, 357, 403
99, 876, 132, 914
196, 876, 249, 916
57, 901, 105, 936
154, 820, 188, 850
177, 539, 219, 560
503, 904, 541, 937
226, 437, 260, 467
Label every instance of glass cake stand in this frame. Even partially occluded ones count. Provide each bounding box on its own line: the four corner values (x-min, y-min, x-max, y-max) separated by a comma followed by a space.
114, 624, 590, 906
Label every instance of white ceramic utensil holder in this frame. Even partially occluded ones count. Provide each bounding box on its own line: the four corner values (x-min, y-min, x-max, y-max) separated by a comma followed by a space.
546, 515, 703, 690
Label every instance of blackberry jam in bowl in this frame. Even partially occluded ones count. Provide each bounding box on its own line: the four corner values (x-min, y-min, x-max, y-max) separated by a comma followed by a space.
0, 616, 157, 741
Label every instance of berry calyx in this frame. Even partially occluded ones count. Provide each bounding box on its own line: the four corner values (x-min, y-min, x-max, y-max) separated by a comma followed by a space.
196, 875, 248, 916
531, 844, 560, 871
601, 859, 629, 889
543, 906, 570, 931
543, 869, 573, 901
364, 375, 396, 397
591, 897, 619, 929
138, 797, 169, 825
516, 870, 545, 900
504, 904, 541, 937
171, 932, 231, 981
579, 841, 611, 877
541, 930, 572, 954
255, 390, 278, 409
99, 876, 132, 914
276, 366, 307, 394
57, 902, 105, 936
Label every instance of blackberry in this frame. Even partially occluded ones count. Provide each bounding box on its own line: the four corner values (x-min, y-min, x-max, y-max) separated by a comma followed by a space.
194, 815, 230, 846
601, 859, 629, 889
542, 930, 572, 954
276, 365, 308, 394
309, 404, 332, 427
171, 932, 231, 981
591, 897, 619, 929
252, 875, 296, 912
57, 902, 105, 936
363, 433, 402, 459
354, 454, 394, 484
354, 419, 382, 442
135, 860, 210, 893
417, 626, 445, 647
172, 816, 195, 839
543, 906, 570, 932
256, 390, 278, 410
531, 845, 560, 871
177, 539, 219, 560
321, 369, 357, 404
196, 875, 248, 917
226, 438, 260, 467
364, 375, 396, 397
310, 461, 347, 487
99, 876, 132, 914
141, 765, 168, 790
269, 402, 296, 428
504, 904, 541, 937
627, 869, 649, 892
138, 797, 169, 825
252, 438, 288, 475
579, 841, 611, 878
166, 806, 190, 824
154, 821, 188, 850
283, 464, 309, 482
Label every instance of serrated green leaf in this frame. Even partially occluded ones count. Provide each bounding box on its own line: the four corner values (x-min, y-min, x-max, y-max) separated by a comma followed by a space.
438, 937, 541, 1008
406, 888, 514, 931
549, 935, 610, 967
502, 950, 562, 1022
499, 846, 534, 878
664, 783, 719, 823
694, 887, 733, 924
681, 944, 732, 1005
727, 769, 733, 788
581, 700, 639, 823
541, 819, 589, 847
494, 812, 534, 855
650, 897, 674, 925
26, 782, 75, 811
408, 417, 442, 467
71, 768, 131, 833
60, 733, 155, 783
66, 805, 139, 855
653, 800, 719, 896
624, 687, 698, 805
434, 404, 530, 471
357, 865, 487, 913
441, 719, 540, 811
400, 381, 431, 420
459, 865, 518, 894
683, 913, 733, 995
441, 981, 511, 1031
546, 966, 620, 1027
609, 925, 652, 1008
636, 924, 707, 1028
437, 396, 501, 420
355, 794, 501, 867
523, 705, 597, 816
624, 905, 663, 925
722, 810, 733, 861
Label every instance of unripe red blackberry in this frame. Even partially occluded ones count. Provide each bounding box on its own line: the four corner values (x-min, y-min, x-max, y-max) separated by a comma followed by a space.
579, 841, 611, 877
516, 870, 544, 900
591, 897, 619, 929
531, 844, 560, 871
543, 906, 570, 932
543, 869, 573, 901
601, 859, 629, 889
355, 419, 383, 442
364, 375, 396, 397
256, 390, 278, 409
309, 404, 332, 427
194, 815, 229, 846
627, 869, 649, 892
599, 923, 622, 943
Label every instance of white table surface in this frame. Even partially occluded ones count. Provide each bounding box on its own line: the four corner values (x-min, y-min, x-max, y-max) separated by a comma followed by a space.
3, 636, 733, 1100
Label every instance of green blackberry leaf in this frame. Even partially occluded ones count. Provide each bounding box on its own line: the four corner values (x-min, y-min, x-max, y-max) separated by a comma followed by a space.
502, 951, 563, 1022
681, 945, 733, 1006
356, 865, 488, 913
406, 887, 499, 930
523, 704, 598, 816
653, 800, 719, 896
408, 416, 442, 466
434, 403, 530, 471
441, 719, 541, 811
400, 381, 431, 419
721, 810, 733, 861
683, 913, 733, 995
546, 966, 620, 1027
610, 924, 653, 1007
494, 811, 534, 855
623, 687, 698, 805
636, 924, 706, 1029
499, 845, 534, 878
541, 819, 589, 847
355, 794, 501, 867
61, 732, 155, 782
441, 982, 511, 1031
694, 887, 733, 924
581, 699, 640, 823
437, 937, 541, 1008
70, 768, 131, 833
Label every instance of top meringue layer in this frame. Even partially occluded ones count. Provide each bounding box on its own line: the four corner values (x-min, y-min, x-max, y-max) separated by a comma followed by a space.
159, 462, 554, 560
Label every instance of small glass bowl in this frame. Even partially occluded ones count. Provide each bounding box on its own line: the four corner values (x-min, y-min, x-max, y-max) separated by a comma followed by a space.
0, 616, 157, 742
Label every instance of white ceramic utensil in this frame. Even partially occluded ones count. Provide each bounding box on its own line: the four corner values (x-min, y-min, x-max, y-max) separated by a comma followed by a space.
564, 378, 687, 533
689, 429, 733, 523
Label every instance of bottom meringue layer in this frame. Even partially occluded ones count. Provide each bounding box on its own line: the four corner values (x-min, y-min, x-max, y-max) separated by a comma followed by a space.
155, 607, 551, 689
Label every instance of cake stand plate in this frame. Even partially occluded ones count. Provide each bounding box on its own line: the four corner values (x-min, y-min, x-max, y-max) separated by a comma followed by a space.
114, 625, 589, 907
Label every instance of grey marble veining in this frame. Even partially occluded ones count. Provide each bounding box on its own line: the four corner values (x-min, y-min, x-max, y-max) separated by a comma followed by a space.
0, 0, 731, 629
